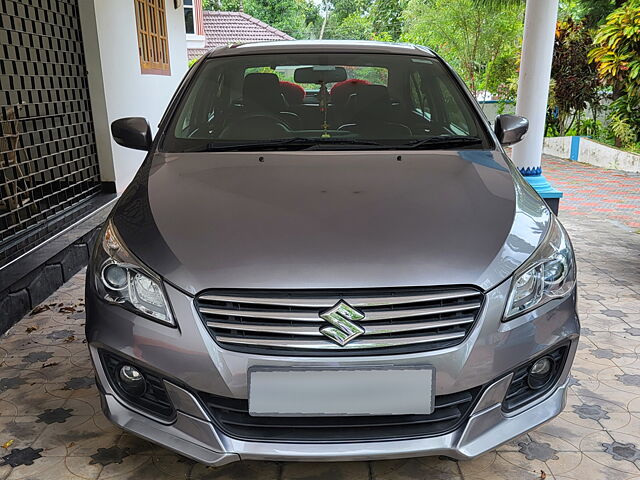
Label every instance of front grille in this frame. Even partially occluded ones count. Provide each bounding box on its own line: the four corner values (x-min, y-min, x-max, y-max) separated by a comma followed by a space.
100, 350, 175, 421
199, 387, 481, 443
195, 287, 484, 356
503, 344, 569, 412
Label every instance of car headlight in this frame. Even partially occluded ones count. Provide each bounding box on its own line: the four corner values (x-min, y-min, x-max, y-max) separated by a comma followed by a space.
93, 219, 175, 326
504, 216, 576, 320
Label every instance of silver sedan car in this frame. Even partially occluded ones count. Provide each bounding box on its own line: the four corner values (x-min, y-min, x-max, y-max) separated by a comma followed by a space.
86, 40, 579, 466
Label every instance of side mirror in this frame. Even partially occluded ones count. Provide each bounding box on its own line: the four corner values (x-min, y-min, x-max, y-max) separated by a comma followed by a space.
494, 114, 529, 146
111, 117, 152, 151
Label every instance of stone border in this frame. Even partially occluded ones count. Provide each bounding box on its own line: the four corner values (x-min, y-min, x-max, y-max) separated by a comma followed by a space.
0, 199, 115, 335
0, 227, 99, 335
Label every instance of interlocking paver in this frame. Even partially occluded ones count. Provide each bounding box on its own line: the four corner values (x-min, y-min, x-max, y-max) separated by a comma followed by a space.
0, 156, 639, 479
282, 461, 369, 479
543, 154, 640, 230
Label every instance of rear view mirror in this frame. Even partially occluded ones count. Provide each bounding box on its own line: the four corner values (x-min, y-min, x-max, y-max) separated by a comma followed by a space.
111, 117, 152, 151
294, 66, 347, 84
494, 114, 529, 146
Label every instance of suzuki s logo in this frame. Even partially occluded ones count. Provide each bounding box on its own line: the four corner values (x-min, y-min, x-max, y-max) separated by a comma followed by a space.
319, 300, 365, 346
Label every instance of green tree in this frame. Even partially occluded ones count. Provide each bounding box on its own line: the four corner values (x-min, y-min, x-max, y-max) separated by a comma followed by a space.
320, 0, 369, 39
328, 0, 369, 25
370, 0, 407, 41
203, 0, 244, 9
320, 0, 407, 41
401, 0, 524, 96
203, 0, 321, 38
247, 0, 313, 37
326, 13, 374, 40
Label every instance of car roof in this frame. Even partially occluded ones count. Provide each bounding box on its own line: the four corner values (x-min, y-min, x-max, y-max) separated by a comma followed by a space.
204, 40, 437, 58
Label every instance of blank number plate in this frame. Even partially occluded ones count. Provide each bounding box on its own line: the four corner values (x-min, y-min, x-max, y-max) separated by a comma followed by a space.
248, 366, 434, 417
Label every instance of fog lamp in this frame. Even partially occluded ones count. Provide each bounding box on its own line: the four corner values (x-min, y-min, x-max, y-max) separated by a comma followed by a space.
118, 365, 146, 396
528, 356, 554, 389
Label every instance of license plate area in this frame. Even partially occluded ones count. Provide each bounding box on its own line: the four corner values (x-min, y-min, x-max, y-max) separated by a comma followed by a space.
248, 366, 434, 417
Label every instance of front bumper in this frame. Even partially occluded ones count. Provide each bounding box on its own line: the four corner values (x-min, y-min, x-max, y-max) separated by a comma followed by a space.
86, 277, 579, 466
96, 367, 571, 466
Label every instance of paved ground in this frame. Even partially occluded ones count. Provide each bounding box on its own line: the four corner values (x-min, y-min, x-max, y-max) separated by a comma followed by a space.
543, 155, 640, 230
1, 156, 639, 479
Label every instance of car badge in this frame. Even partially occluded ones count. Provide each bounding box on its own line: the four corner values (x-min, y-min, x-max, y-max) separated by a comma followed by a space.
319, 300, 365, 346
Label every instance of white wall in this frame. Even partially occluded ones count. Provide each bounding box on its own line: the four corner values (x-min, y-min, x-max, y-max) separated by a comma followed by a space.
543, 136, 572, 159
544, 136, 640, 174
478, 101, 516, 122
576, 138, 640, 173
79, 0, 188, 192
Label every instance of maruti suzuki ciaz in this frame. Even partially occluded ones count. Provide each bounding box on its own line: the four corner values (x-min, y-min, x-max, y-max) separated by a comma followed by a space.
86, 40, 579, 466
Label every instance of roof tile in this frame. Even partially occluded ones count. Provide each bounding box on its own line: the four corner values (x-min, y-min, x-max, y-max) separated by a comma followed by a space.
188, 11, 293, 60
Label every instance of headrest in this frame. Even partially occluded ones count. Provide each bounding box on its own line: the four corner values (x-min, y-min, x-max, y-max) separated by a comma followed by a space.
280, 81, 305, 105
350, 84, 392, 121
330, 79, 371, 107
243, 73, 286, 111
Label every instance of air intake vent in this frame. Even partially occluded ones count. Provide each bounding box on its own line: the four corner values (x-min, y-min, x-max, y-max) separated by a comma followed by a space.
199, 387, 481, 442
195, 286, 483, 356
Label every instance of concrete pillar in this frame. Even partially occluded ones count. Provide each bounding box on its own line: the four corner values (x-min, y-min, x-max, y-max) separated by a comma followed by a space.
512, 0, 563, 213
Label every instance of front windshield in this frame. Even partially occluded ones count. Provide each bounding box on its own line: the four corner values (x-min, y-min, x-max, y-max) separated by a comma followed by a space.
162, 52, 492, 152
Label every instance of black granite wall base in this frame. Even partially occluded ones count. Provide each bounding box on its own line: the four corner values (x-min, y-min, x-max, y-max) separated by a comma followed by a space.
0, 227, 101, 335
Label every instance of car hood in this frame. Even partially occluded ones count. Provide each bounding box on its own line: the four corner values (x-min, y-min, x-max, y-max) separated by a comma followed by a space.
112, 150, 549, 295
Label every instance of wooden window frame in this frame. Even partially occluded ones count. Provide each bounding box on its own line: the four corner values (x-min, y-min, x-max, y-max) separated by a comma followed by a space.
134, 0, 171, 76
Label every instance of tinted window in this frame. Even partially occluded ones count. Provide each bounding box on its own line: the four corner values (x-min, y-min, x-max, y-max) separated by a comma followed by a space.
163, 52, 491, 152
409, 71, 431, 120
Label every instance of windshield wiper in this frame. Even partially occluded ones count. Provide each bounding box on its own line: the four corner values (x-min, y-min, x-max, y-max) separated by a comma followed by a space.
302, 139, 388, 150
203, 137, 317, 151
199, 136, 484, 152
201, 137, 387, 152
402, 135, 484, 149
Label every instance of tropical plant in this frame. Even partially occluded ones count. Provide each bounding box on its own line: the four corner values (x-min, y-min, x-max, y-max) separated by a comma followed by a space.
589, 0, 640, 146
609, 111, 637, 146
549, 19, 601, 136
589, 1, 640, 95
559, 0, 626, 28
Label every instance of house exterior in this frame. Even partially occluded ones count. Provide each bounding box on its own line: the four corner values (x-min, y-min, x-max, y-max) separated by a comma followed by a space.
0, 0, 296, 334
187, 10, 294, 61
184, 0, 207, 53
0, 0, 189, 332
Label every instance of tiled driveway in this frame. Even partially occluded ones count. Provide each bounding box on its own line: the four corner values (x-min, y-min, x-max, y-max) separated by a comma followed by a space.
1, 156, 639, 479
543, 154, 640, 230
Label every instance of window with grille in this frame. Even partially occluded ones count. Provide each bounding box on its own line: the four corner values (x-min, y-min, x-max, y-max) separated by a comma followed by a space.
134, 0, 171, 75
0, 0, 102, 267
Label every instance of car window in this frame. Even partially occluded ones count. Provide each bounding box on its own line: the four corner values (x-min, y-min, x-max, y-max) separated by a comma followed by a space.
409, 71, 431, 120
244, 65, 388, 91
437, 78, 471, 135
163, 52, 491, 152
173, 69, 222, 138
